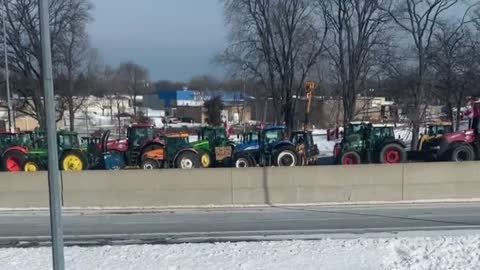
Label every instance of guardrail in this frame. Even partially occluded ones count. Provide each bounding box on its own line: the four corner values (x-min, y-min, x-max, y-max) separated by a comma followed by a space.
0, 162, 479, 208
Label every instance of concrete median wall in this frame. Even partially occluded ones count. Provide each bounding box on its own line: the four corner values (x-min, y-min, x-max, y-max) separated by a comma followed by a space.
0, 172, 50, 207
62, 169, 232, 207
1, 162, 480, 208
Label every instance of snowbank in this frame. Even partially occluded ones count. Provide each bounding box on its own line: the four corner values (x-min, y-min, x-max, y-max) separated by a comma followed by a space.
2, 234, 480, 270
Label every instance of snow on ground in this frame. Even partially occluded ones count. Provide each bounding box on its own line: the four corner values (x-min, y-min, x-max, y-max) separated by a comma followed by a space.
2, 234, 480, 270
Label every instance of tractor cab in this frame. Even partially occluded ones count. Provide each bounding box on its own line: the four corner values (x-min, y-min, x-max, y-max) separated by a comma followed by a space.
57, 131, 81, 152
198, 126, 228, 147
417, 122, 453, 151
260, 127, 287, 153
126, 124, 158, 152
241, 132, 259, 144
291, 130, 320, 165
335, 122, 406, 165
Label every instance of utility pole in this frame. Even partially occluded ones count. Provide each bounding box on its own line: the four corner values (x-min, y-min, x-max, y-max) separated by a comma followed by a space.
38, 0, 65, 269
2, 0, 13, 132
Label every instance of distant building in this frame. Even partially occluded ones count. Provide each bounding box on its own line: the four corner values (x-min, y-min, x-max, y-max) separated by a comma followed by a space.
142, 89, 253, 124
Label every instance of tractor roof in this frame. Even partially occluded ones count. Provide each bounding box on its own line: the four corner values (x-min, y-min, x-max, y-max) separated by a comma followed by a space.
57, 130, 78, 135
166, 132, 189, 138
349, 121, 370, 125
427, 121, 452, 126
372, 123, 395, 128
131, 124, 154, 128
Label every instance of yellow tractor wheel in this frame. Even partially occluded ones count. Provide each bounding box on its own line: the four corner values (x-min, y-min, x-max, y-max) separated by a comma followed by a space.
200, 152, 211, 168
61, 151, 86, 171
24, 160, 40, 172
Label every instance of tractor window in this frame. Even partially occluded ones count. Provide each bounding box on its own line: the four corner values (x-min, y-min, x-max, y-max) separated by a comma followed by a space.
131, 128, 151, 148
58, 134, 76, 149
263, 129, 283, 145
216, 129, 226, 141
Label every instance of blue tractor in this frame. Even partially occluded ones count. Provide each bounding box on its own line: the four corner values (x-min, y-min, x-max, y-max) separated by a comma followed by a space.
233, 126, 301, 168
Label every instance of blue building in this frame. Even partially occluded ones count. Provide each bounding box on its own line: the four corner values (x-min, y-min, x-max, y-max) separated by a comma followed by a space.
157, 89, 247, 107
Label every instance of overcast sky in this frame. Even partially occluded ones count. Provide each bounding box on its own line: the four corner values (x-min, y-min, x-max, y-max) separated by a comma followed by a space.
88, 0, 227, 81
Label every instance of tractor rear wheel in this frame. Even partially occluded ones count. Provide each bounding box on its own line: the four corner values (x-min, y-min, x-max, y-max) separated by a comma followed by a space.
234, 154, 252, 168
175, 151, 200, 169
3, 150, 26, 172
340, 151, 361, 165
380, 144, 406, 164
273, 146, 298, 167
60, 150, 87, 171
450, 144, 475, 162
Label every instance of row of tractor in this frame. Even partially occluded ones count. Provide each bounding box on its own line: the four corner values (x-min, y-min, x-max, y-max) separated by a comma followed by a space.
331, 115, 478, 165
0, 123, 321, 172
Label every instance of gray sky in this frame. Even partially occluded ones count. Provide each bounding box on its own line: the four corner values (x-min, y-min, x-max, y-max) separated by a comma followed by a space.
88, 0, 227, 81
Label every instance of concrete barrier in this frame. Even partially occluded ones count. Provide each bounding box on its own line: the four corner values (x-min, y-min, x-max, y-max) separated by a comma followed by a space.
62, 169, 232, 207
2, 162, 480, 208
231, 165, 403, 205
403, 162, 480, 200
0, 172, 50, 207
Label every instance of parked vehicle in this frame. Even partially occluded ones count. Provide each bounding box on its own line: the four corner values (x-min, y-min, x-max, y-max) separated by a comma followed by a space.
291, 130, 320, 165
22, 130, 88, 172
105, 124, 164, 169
139, 132, 190, 169
174, 126, 235, 169
333, 122, 407, 165
1, 132, 32, 172
233, 126, 296, 168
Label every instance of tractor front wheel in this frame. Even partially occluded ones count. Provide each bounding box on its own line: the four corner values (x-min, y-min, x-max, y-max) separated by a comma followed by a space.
141, 159, 161, 170
234, 154, 252, 168
340, 151, 362, 165
175, 151, 200, 169
380, 144, 406, 164
200, 152, 212, 168
24, 160, 42, 172
450, 144, 475, 162
61, 151, 86, 171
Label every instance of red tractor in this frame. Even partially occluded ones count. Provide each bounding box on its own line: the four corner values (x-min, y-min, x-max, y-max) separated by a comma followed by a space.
106, 124, 165, 168
422, 99, 480, 162
1, 132, 32, 172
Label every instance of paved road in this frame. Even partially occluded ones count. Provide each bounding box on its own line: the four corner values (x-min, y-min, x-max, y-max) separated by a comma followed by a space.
2, 203, 480, 247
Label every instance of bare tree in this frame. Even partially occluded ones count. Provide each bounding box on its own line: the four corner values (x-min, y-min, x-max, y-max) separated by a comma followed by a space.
117, 61, 149, 118
56, 0, 93, 131
219, 0, 328, 133
3, 0, 93, 128
319, 0, 390, 127
384, 0, 465, 149
429, 21, 477, 129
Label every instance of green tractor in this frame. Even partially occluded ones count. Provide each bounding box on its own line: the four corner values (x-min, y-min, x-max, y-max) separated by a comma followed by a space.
22, 130, 88, 172
333, 122, 407, 165
174, 126, 235, 169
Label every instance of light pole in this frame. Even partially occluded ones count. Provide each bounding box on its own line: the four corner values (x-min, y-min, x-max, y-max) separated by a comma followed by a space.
39, 0, 65, 269
2, 0, 13, 132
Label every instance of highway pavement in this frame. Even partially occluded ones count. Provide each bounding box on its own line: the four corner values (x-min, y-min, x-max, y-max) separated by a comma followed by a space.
2, 203, 480, 247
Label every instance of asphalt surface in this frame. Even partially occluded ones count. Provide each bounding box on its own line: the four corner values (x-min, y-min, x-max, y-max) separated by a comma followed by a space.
2, 203, 480, 247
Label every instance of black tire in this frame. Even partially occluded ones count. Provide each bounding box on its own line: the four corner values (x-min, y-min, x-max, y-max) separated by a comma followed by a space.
3, 150, 26, 172
379, 143, 407, 164
339, 151, 362, 165
60, 150, 88, 171
175, 151, 200, 169
450, 144, 475, 162
273, 146, 298, 167
234, 154, 252, 168
141, 158, 160, 170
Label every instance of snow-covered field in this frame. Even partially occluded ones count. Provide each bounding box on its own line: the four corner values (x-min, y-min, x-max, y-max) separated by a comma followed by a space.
1, 234, 480, 270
